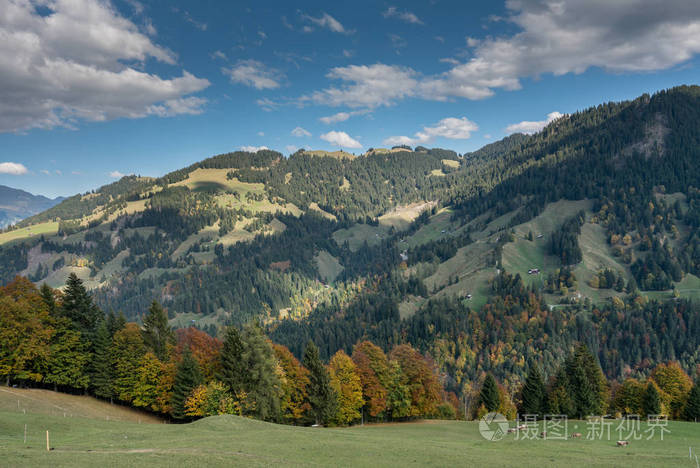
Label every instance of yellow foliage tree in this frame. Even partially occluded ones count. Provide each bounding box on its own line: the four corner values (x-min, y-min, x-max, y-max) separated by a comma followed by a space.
329, 350, 364, 425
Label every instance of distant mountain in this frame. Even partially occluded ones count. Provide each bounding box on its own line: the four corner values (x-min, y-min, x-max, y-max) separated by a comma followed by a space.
0, 185, 64, 228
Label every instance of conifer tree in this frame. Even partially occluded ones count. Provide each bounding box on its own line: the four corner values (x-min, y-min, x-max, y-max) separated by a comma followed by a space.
172, 348, 203, 420
642, 381, 662, 417
303, 340, 337, 425
238, 324, 281, 421
39, 283, 57, 316
142, 300, 174, 361
218, 326, 245, 394
480, 373, 500, 412
61, 273, 101, 340
684, 379, 700, 421
520, 365, 546, 417
90, 320, 114, 400
106, 310, 126, 336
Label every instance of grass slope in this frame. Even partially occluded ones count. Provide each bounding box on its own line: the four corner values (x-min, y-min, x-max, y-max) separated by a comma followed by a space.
1, 408, 698, 467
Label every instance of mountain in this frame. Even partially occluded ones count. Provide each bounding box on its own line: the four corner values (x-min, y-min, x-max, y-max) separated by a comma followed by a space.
1, 85, 699, 394
0, 185, 64, 228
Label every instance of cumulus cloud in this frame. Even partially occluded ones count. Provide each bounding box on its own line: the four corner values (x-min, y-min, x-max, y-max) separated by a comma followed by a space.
319, 109, 369, 124
240, 145, 269, 152
420, 0, 700, 100
383, 7, 423, 25
291, 126, 311, 137
505, 111, 564, 134
0, 162, 28, 175
383, 117, 478, 146
301, 12, 352, 34
0, 0, 210, 133
109, 170, 128, 178
320, 131, 362, 149
302, 64, 417, 108
222, 60, 282, 90
296, 1, 700, 108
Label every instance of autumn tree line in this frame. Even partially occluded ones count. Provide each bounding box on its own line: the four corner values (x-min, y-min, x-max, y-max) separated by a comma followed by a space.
476, 345, 700, 422
0, 274, 459, 425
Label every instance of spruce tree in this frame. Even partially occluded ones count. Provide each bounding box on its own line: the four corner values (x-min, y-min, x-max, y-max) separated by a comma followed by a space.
90, 320, 114, 400
565, 344, 608, 418
219, 326, 245, 394
480, 373, 500, 412
106, 310, 126, 336
142, 300, 174, 361
239, 324, 281, 421
303, 340, 337, 425
171, 349, 203, 420
39, 283, 57, 316
642, 381, 662, 417
61, 273, 102, 339
684, 379, 700, 421
520, 365, 546, 417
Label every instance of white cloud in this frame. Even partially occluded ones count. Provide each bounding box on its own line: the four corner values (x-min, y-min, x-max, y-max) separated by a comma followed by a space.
40, 169, 50, 175
291, 126, 311, 137
256, 98, 280, 112
383, 117, 478, 146
421, 0, 700, 100
257, 131, 265, 137
285, 145, 298, 153
222, 60, 282, 90
0, 162, 28, 175
320, 131, 362, 149
319, 109, 369, 124
211, 50, 227, 61
505, 111, 564, 134
109, 170, 127, 178
293, 1, 700, 108
0, 0, 210, 133
342, 49, 355, 58
302, 64, 417, 108
383, 7, 423, 25
301, 12, 352, 34
240, 145, 269, 152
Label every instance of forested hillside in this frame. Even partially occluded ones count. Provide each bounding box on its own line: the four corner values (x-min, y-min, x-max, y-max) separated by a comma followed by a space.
1, 85, 700, 414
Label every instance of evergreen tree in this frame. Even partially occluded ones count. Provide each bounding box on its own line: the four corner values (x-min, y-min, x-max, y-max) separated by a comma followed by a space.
642, 381, 662, 417
90, 320, 114, 400
238, 324, 281, 421
61, 273, 101, 340
106, 310, 126, 336
171, 348, 203, 420
684, 379, 700, 421
218, 326, 245, 394
39, 283, 57, 316
565, 345, 608, 418
480, 373, 500, 412
303, 340, 337, 425
142, 300, 174, 361
520, 365, 546, 417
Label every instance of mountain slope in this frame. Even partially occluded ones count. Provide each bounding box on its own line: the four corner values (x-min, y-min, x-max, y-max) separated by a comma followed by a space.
1, 86, 699, 389
0, 185, 63, 228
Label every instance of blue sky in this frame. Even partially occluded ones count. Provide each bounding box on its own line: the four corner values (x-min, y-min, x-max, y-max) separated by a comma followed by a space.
1, 0, 700, 198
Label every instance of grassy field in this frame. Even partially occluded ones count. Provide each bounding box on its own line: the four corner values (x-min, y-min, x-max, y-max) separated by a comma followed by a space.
315, 250, 344, 283
0, 221, 58, 246
1, 404, 699, 467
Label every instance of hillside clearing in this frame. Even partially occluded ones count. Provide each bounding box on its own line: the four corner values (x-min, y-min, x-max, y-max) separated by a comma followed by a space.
0, 221, 58, 246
